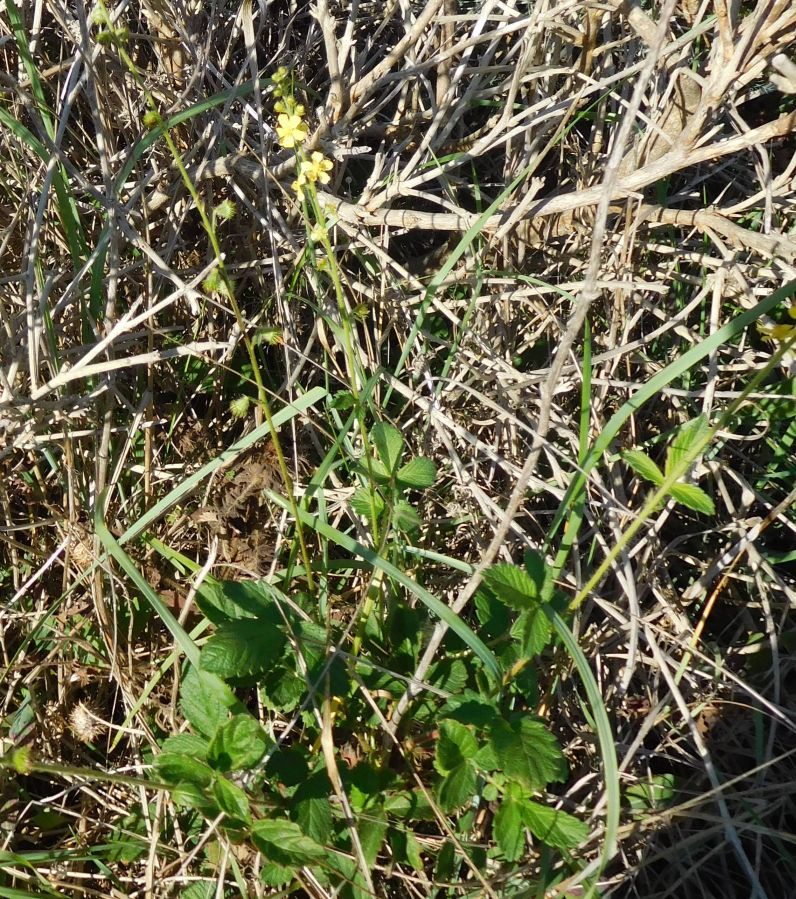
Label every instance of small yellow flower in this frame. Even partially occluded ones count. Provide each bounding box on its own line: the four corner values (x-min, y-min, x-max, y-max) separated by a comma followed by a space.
310, 222, 327, 242
272, 65, 289, 84
291, 172, 307, 201
276, 113, 308, 149
300, 151, 333, 185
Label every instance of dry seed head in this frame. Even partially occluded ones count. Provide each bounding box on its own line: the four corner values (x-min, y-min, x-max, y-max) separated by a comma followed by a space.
69, 702, 106, 744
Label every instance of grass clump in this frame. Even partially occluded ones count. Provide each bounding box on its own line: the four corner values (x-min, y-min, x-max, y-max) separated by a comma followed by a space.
2, 0, 796, 897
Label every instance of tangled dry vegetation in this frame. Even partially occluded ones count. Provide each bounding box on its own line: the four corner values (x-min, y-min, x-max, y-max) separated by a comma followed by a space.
2, 0, 796, 896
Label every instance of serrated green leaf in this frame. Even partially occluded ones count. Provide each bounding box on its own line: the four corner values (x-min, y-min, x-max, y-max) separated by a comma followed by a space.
668, 482, 715, 515
260, 663, 306, 712
371, 422, 404, 472
359, 818, 388, 866
329, 390, 355, 411
368, 458, 392, 482
521, 800, 588, 851
160, 733, 209, 760
489, 717, 566, 791
429, 658, 468, 694
200, 617, 285, 679
523, 549, 555, 601
473, 741, 499, 772
291, 619, 327, 673
622, 449, 664, 485
293, 772, 332, 844
155, 752, 213, 788
180, 668, 238, 738
383, 790, 435, 820
437, 761, 477, 812
482, 563, 541, 611
511, 605, 553, 658
212, 775, 251, 824
195, 578, 273, 623
665, 415, 710, 477
441, 691, 499, 727
435, 720, 479, 773
396, 457, 437, 489
350, 486, 385, 521
251, 819, 325, 865
393, 499, 422, 533
207, 714, 269, 771
494, 796, 526, 861
404, 829, 424, 870
182, 883, 214, 899
260, 861, 296, 886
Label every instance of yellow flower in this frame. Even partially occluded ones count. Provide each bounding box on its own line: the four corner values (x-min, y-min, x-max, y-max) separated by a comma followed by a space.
291, 172, 307, 201
300, 151, 333, 185
276, 113, 308, 148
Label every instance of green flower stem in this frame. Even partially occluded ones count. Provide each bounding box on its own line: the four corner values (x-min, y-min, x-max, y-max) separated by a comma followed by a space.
110, 41, 314, 594
305, 181, 382, 541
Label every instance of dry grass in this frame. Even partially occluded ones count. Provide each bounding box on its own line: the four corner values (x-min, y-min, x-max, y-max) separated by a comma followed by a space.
1, 0, 796, 896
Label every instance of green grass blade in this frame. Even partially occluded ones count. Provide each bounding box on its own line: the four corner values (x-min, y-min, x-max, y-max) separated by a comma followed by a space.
546, 606, 619, 877
94, 499, 199, 668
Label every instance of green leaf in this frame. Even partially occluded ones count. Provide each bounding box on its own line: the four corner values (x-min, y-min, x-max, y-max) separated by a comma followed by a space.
665, 415, 710, 477
627, 773, 676, 812
200, 617, 285, 679
293, 772, 332, 844
260, 861, 296, 886
473, 741, 500, 772
435, 720, 478, 774
195, 578, 273, 623
521, 800, 588, 851
489, 717, 566, 791
368, 458, 392, 482
359, 818, 388, 866
160, 733, 209, 760
437, 761, 477, 812
371, 422, 404, 473
622, 449, 664, 485
396, 457, 437, 489
155, 753, 213, 788
494, 796, 526, 861
260, 663, 306, 712
251, 819, 325, 865
429, 658, 469, 694
511, 606, 553, 658
180, 668, 238, 738
182, 884, 214, 899
482, 564, 539, 610
668, 482, 716, 515
405, 830, 424, 870
441, 691, 499, 727
169, 782, 217, 815
330, 390, 355, 411
212, 775, 251, 824
207, 714, 269, 771
393, 499, 422, 533
350, 486, 385, 521
523, 549, 555, 602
